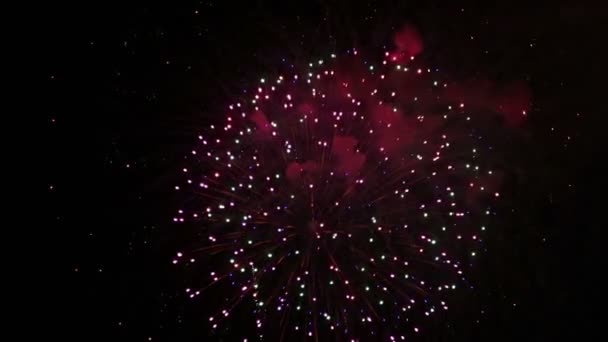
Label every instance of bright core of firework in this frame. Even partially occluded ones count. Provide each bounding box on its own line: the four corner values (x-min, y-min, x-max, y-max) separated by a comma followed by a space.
171, 44, 527, 340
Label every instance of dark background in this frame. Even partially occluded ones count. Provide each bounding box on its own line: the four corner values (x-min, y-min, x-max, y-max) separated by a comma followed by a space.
41, 1, 603, 341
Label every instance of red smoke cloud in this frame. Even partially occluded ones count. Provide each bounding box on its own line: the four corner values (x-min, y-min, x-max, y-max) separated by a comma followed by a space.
443, 80, 531, 126
389, 24, 423, 63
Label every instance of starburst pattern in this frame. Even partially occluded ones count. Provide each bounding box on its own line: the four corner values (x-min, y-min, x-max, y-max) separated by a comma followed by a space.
172, 45, 528, 340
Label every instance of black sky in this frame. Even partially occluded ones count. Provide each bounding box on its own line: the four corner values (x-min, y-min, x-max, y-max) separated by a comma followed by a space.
41, 1, 604, 341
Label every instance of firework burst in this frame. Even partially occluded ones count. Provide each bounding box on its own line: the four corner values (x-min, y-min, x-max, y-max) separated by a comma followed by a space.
172, 29, 529, 340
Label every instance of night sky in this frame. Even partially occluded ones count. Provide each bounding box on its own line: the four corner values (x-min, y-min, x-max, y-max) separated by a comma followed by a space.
42, 1, 603, 341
